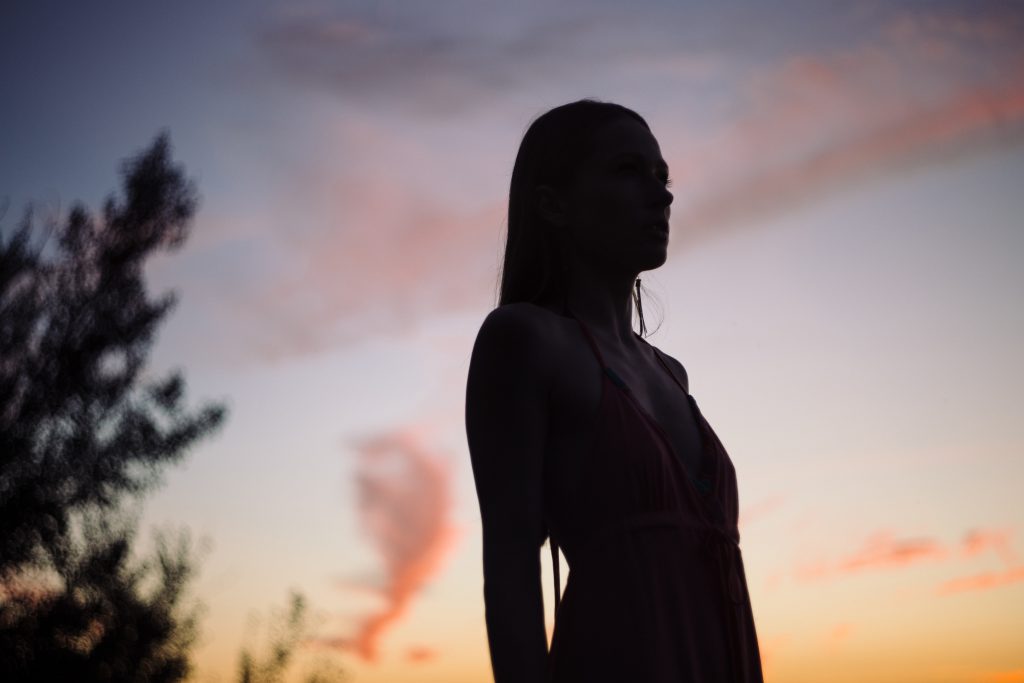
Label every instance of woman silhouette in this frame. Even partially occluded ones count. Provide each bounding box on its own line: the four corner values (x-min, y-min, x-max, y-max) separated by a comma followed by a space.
465, 99, 765, 683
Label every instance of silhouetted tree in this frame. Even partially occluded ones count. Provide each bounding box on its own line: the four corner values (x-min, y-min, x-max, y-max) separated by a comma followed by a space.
0, 507, 205, 681
238, 590, 308, 683
236, 591, 349, 683
0, 131, 227, 681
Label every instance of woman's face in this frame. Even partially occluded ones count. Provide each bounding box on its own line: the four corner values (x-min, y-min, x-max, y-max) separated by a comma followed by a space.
563, 116, 674, 273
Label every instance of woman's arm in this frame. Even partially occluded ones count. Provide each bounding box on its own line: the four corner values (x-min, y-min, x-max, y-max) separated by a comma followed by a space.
465, 304, 552, 683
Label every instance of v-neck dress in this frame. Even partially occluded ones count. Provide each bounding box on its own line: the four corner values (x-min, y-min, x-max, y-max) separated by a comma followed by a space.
543, 307, 765, 683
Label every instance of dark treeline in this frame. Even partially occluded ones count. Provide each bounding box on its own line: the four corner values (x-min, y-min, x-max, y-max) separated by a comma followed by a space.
0, 133, 347, 682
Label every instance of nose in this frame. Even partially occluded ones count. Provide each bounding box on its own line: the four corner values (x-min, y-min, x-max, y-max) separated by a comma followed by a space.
656, 183, 673, 212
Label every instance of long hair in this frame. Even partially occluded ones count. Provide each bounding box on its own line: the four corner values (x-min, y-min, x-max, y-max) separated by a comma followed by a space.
497, 98, 657, 334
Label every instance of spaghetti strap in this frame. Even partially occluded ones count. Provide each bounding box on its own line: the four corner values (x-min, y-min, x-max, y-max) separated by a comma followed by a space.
563, 305, 607, 368
568, 302, 681, 395
564, 305, 636, 392
643, 338, 689, 396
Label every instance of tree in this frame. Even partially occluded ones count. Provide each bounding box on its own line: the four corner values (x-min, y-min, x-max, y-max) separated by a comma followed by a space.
0, 131, 227, 681
236, 591, 349, 683
238, 590, 309, 683
0, 508, 206, 682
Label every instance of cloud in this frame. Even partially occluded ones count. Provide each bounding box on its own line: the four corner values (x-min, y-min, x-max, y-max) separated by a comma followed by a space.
738, 493, 785, 529
936, 565, 1024, 596
671, 77, 1024, 245
793, 524, 1024, 594
309, 424, 462, 663
255, 4, 724, 117
824, 621, 855, 652
667, 5, 1024, 248
794, 530, 949, 581
405, 645, 436, 662
255, 178, 505, 363
960, 527, 1019, 565
199, 109, 511, 365
218, 2, 1024, 365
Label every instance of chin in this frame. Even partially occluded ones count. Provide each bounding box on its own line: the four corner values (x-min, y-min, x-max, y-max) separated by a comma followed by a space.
640, 250, 669, 271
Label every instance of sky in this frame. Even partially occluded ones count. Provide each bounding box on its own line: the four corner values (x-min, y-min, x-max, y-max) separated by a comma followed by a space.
2, 1, 1023, 681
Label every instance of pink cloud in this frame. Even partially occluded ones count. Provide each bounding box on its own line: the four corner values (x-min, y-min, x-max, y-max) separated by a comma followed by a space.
309, 424, 462, 663
229, 4, 1024, 364
826, 621, 854, 648
673, 73, 1024, 243
738, 493, 785, 529
668, 7, 1024, 248
405, 645, 436, 662
960, 527, 1019, 566
792, 525, 1024, 591
225, 114, 506, 363
838, 531, 949, 572
936, 565, 1024, 596
794, 530, 948, 581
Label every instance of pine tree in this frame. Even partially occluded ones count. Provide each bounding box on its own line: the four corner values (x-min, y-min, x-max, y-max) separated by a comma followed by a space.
0, 131, 227, 681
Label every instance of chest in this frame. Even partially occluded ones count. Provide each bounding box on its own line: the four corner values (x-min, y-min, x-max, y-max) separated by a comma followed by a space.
545, 330, 706, 487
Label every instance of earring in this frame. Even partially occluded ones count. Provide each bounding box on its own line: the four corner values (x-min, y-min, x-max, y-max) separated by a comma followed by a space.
634, 277, 646, 337
560, 261, 570, 316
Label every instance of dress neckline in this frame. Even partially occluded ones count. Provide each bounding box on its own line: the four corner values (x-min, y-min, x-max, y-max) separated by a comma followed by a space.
564, 305, 714, 494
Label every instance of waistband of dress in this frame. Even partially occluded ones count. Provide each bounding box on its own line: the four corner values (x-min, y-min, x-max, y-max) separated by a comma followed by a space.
556, 510, 738, 562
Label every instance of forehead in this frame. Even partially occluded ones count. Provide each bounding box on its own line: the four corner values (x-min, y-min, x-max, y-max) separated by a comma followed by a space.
588, 116, 663, 163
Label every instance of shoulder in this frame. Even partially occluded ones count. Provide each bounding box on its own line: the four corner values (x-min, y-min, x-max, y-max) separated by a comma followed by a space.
486, 300, 544, 323
471, 303, 557, 382
478, 302, 550, 343
479, 302, 565, 347
651, 344, 690, 394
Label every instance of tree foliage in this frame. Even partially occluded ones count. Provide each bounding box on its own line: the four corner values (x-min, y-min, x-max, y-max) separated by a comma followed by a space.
0, 509, 204, 682
236, 591, 349, 683
0, 131, 227, 681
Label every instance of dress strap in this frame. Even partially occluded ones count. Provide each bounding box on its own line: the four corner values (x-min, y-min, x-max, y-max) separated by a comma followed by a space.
563, 305, 608, 369
641, 337, 689, 396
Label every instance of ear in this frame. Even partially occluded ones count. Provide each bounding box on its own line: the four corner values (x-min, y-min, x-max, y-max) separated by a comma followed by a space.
535, 184, 569, 228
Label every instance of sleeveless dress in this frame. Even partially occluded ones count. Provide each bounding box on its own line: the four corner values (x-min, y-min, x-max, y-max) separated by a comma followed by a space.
544, 307, 765, 683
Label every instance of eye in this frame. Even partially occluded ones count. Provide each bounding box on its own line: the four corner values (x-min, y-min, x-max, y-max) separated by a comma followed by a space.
616, 161, 672, 187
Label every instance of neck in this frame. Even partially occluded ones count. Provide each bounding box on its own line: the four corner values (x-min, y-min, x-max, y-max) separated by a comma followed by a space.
557, 257, 643, 352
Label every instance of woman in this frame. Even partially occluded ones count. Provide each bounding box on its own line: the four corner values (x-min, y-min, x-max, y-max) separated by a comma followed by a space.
465, 99, 764, 683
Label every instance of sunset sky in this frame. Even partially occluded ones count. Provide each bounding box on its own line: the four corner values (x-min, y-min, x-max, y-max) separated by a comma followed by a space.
2, 1, 1023, 682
